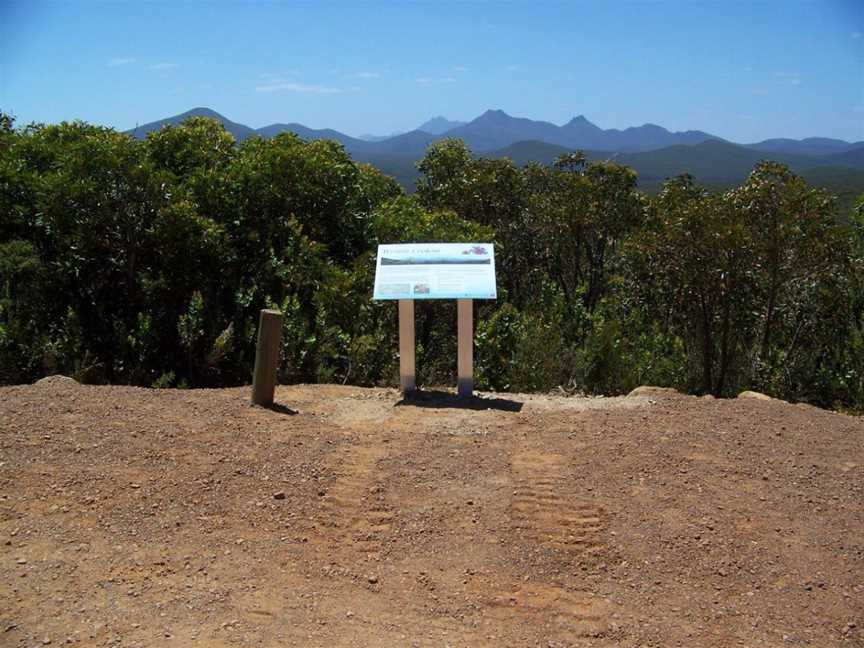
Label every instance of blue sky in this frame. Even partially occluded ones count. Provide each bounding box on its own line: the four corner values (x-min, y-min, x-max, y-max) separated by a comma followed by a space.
2, 0, 862, 142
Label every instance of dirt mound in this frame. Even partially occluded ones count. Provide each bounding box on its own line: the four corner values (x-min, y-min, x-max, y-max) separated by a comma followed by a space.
627, 385, 679, 398
33, 374, 77, 386
1, 383, 862, 647
738, 390, 781, 401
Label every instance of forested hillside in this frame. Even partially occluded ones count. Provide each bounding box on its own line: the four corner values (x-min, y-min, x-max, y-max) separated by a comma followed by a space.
2, 114, 863, 409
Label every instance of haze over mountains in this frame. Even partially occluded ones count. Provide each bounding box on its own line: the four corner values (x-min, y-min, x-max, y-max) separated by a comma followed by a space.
125, 107, 864, 200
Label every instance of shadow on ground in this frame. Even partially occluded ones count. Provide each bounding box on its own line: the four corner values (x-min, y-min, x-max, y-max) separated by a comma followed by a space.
252, 402, 298, 415
395, 389, 523, 412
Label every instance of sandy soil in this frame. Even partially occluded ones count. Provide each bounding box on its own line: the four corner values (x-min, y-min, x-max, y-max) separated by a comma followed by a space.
1, 379, 862, 647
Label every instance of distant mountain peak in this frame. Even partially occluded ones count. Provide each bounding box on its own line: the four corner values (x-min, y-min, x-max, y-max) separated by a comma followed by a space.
180, 107, 227, 120
563, 115, 601, 130
476, 109, 513, 122
416, 116, 466, 135
126, 107, 255, 141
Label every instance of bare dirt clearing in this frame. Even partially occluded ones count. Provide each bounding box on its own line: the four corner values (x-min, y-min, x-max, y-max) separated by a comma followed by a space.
1, 381, 862, 647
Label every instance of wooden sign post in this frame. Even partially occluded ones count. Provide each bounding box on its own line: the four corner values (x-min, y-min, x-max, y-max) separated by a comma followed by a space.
251, 308, 283, 406
457, 299, 473, 397
398, 299, 416, 395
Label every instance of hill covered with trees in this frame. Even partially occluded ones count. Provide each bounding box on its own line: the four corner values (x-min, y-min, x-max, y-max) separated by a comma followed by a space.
2, 114, 863, 410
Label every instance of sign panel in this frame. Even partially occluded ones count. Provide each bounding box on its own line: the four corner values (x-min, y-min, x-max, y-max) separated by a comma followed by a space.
373, 243, 497, 300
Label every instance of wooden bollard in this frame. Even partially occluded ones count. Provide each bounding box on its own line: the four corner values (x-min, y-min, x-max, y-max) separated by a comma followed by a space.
251, 309, 283, 406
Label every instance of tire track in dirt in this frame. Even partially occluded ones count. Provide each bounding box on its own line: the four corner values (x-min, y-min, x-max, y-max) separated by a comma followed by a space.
509, 450, 607, 558
494, 449, 614, 641
315, 442, 395, 560
482, 581, 612, 640
311, 393, 413, 563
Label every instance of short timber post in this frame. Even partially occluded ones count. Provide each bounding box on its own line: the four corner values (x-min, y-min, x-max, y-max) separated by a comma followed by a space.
398, 299, 416, 396
457, 299, 473, 397
251, 309, 283, 406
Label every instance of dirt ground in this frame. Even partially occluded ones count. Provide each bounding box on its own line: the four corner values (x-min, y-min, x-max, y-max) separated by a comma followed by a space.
1, 379, 862, 647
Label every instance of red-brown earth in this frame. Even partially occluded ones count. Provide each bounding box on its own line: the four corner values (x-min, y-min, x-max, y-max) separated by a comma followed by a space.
1, 379, 862, 647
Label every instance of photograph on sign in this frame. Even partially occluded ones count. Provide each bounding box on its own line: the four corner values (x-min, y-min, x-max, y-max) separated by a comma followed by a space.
373, 243, 497, 300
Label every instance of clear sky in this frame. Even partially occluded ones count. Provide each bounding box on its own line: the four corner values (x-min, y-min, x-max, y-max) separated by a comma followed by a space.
2, 0, 863, 142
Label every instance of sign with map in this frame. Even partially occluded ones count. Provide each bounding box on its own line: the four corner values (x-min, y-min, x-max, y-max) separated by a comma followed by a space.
373, 243, 497, 300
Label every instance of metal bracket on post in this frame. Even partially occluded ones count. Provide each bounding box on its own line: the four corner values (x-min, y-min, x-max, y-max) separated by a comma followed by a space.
398, 299, 416, 396
457, 299, 473, 398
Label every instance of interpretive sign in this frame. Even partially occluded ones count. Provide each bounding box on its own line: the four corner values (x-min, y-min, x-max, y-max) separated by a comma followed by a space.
373, 243, 497, 398
372, 243, 497, 301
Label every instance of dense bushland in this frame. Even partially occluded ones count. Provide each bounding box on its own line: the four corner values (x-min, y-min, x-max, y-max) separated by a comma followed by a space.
2, 114, 862, 409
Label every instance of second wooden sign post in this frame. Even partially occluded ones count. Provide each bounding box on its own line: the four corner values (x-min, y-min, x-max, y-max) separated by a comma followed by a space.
456, 298, 473, 397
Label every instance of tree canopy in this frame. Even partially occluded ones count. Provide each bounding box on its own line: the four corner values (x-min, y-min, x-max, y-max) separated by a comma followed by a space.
1, 114, 862, 410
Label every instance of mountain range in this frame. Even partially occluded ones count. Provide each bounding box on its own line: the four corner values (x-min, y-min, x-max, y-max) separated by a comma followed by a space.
124, 107, 864, 205
126, 107, 864, 157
